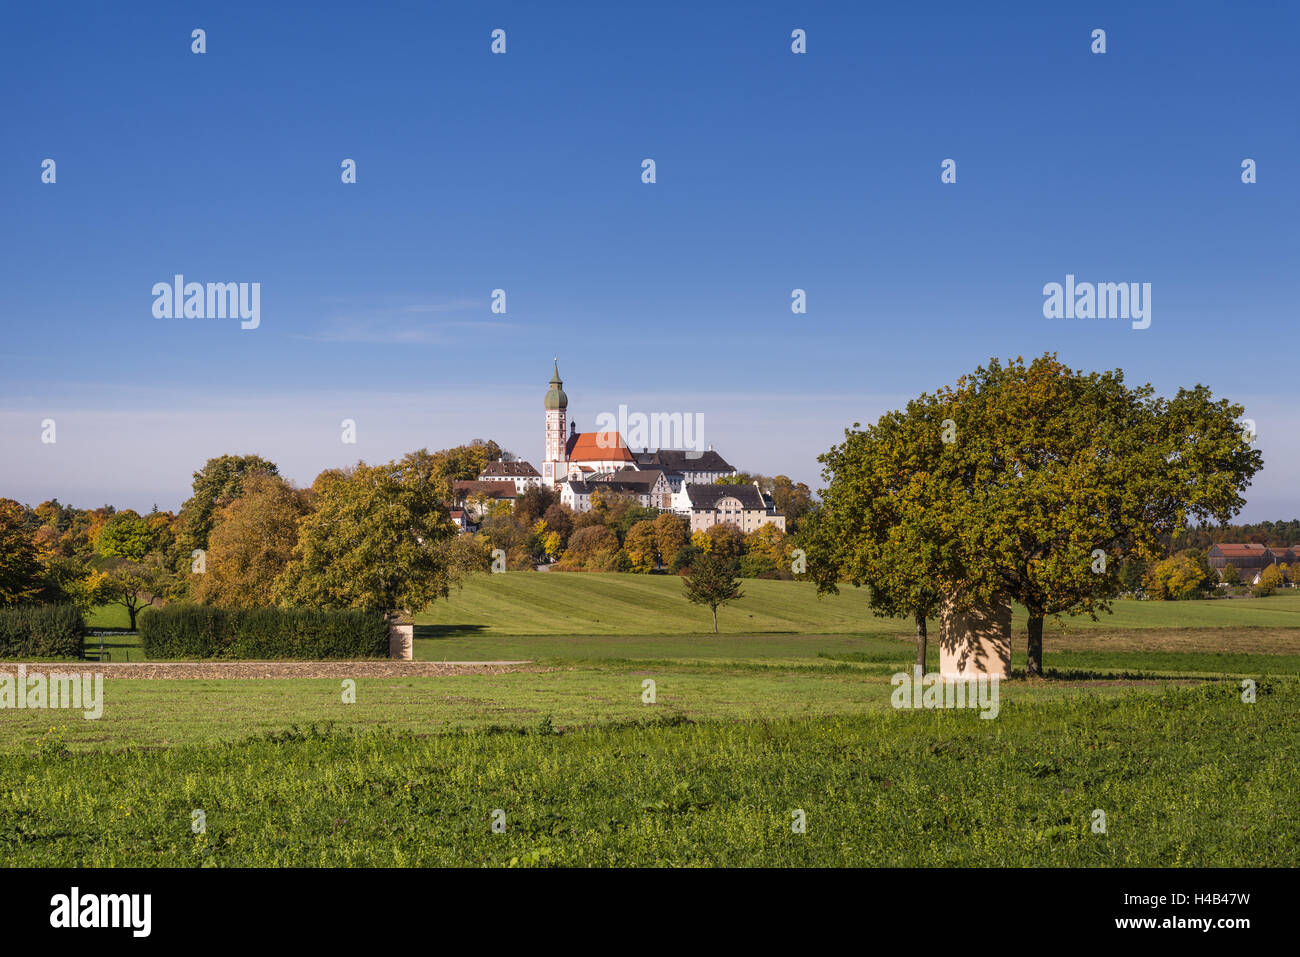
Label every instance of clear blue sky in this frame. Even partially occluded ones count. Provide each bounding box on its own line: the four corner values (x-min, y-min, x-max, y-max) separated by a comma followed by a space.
1, 1, 1296, 520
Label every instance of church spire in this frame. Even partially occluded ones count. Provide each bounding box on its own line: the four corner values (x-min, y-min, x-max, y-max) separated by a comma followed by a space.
545, 358, 567, 410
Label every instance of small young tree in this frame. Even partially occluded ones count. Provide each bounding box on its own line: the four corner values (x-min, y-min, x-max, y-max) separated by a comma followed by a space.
1220, 562, 1240, 586
682, 552, 744, 633
97, 555, 171, 629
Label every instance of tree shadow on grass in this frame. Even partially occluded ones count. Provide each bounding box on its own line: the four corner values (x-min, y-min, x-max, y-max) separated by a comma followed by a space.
415, 624, 490, 640
1028, 667, 1213, 683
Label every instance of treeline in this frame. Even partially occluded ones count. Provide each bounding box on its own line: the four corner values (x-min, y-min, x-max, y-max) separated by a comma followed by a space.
0, 439, 509, 622
0, 438, 811, 623
1171, 519, 1300, 550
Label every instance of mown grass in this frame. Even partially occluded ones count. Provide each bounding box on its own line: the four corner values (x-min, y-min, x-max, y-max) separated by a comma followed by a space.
0, 657, 1162, 752
414, 573, 1300, 637
3, 680, 1295, 866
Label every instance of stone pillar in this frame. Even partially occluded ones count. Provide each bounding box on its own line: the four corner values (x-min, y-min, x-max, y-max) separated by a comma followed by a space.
387, 614, 413, 660
939, 594, 1011, 680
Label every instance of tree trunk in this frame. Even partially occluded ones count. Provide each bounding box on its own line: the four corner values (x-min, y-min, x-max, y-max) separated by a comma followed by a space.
1026, 610, 1044, 677
914, 611, 927, 674
711, 605, 718, 633
127, 604, 138, 631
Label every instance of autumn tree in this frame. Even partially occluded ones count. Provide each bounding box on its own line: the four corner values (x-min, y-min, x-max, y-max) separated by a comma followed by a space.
1144, 554, 1210, 600
624, 520, 659, 572
1253, 563, 1282, 598
562, 526, 620, 569
703, 523, 744, 561
177, 454, 280, 556
682, 551, 744, 633
194, 473, 309, 606
652, 513, 690, 569
542, 503, 574, 544
0, 498, 44, 606
276, 459, 455, 613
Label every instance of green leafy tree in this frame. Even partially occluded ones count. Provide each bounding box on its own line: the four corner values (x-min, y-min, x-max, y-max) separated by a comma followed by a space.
810, 404, 945, 672
276, 459, 455, 612
1219, 562, 1240, 585
682, 552, 744, 633
813, 354, 1262, 677
937, 357, 1260, 673
97, 554, 171, 629
95, 510, 157, 562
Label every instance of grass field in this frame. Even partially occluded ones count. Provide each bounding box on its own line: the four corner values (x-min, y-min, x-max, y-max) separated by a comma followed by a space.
7, 574, 1298, 866
5, 682, 1296, 866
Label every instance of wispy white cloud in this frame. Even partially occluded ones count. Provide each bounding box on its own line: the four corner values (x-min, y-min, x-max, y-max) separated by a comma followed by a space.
289, 298, 516, 343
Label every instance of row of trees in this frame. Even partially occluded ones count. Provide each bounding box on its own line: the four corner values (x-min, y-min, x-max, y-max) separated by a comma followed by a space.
809, 354, 1263, 675
0, 439, 513, 622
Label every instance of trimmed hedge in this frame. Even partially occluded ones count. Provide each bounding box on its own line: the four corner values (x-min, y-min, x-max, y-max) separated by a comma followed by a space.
138, 606, 389, 660
0, 605, 87, 659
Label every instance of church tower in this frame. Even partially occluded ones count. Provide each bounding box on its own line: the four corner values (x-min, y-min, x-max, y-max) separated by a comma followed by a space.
542, 359, 569, 486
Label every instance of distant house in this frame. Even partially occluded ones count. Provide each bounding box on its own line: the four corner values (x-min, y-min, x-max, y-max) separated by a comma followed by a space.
592, 467, 674, 509
671, 482, 785, 534
478, 460, 542, 491
1208, 543, 1295, 585
452, 479, 518, 519
446, 508, 475, 533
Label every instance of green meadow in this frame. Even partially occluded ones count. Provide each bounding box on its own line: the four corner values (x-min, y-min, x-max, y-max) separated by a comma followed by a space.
4, 574, 1296, 866
4, 683, 1297, 867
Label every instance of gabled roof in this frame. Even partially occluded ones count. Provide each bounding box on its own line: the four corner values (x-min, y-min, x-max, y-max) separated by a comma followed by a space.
596, 467, 667, 488
681, 483, 766, 510
566, 430, 635, 463
635, 449, 734, 473
1211, 543, 1270, 557
480, 461, 540, 478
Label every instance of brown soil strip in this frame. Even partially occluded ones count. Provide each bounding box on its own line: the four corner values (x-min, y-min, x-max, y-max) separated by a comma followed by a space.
893, 627, 1300, 655
1, 661, 539, 680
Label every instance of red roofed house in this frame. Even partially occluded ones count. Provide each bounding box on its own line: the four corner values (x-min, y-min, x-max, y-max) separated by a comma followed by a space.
1208, 543, 1295, 585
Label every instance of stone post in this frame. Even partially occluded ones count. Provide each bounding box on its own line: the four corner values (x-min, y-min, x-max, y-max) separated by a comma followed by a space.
939, 594, 1011, 680
387, 612, 413, 660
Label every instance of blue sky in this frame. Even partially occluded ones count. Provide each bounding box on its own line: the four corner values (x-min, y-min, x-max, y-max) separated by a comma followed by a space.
1, 1, 1296, 519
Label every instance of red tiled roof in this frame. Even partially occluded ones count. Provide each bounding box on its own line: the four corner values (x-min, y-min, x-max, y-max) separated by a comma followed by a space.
565, 430, 635, 463
1213, 544, 1269, 556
